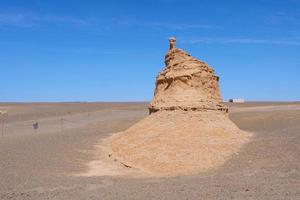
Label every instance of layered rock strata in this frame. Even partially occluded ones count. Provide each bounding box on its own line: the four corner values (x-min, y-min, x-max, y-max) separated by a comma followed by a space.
149, 38, 227, 113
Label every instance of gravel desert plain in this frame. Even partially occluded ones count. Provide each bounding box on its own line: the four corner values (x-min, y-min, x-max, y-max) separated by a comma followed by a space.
0, 102, 299, 199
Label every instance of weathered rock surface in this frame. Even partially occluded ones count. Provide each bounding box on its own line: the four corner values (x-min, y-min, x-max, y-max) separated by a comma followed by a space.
149, 40, 227, 114
103, 38, 250, 177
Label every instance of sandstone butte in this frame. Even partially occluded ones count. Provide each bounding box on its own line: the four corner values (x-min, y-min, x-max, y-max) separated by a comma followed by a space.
103, 37, 251, 177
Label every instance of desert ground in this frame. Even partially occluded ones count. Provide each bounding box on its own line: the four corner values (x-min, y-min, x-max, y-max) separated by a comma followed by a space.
0, 102, 299, 199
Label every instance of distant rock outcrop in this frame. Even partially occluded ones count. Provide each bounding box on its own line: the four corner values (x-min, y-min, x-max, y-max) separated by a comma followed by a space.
0, 110, 7, 115
103, 37, 250, 177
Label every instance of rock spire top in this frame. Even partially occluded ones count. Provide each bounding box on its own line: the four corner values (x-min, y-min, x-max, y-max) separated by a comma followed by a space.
169, 37, 176, 49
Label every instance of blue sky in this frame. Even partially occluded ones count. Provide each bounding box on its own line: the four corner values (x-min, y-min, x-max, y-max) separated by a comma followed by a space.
0, 0, 300, 102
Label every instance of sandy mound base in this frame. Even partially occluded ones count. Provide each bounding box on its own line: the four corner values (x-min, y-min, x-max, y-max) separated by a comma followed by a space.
96, 110, 251, 177
79, 141, 145, 178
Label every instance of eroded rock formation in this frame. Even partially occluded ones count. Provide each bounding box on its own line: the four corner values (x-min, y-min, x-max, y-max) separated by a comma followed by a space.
103, 38, 250, 177
149, 37, 227, 114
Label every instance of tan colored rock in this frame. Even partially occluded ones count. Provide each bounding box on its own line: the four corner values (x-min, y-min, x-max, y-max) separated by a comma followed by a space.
149, 38, 227, 114
169, 37, 176, 50
103, 37, 251, 177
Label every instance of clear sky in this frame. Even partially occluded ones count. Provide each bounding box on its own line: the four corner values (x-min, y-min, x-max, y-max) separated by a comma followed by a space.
1, 0, 300, 102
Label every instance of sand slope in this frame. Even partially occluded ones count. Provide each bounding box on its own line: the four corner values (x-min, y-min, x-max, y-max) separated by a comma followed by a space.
105, 110, 251, 176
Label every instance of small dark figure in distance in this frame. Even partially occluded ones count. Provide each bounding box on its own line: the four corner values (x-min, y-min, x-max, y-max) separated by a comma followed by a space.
33, 122, 39, 130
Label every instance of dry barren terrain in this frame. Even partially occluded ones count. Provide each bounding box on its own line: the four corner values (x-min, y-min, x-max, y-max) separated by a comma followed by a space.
0, 102, 299, 199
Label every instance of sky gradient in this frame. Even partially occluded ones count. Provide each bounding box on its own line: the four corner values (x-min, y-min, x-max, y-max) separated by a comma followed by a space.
1, 0, 300, 102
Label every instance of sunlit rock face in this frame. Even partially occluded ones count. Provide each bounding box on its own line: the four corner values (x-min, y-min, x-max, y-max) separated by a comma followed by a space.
149, 37, 227, 114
